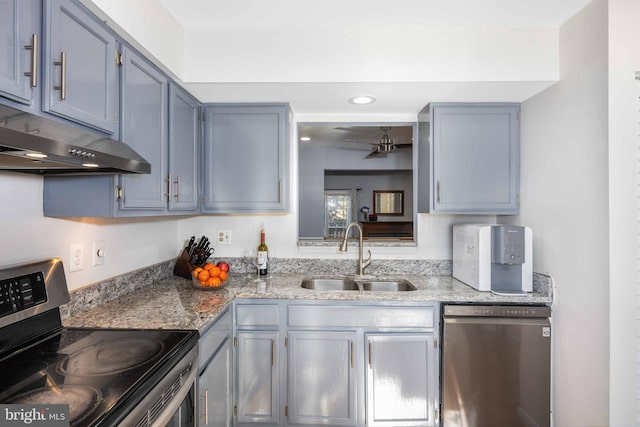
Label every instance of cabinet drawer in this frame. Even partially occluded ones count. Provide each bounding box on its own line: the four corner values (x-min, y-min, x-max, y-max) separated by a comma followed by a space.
199, 310, 231, 369
288, 305, 435, 329
236, 304, 280, 328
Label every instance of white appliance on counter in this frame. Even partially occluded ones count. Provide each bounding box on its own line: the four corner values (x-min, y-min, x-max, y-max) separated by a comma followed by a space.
453, 224, 532, 294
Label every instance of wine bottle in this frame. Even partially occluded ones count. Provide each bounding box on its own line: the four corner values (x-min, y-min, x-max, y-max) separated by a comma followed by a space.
257, 229, 269, 276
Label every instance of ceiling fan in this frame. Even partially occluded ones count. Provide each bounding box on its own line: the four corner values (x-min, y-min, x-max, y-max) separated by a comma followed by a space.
362, 127, 412, 159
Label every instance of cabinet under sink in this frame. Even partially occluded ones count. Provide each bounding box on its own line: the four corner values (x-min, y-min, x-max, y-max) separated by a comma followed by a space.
233, 300, 439, 427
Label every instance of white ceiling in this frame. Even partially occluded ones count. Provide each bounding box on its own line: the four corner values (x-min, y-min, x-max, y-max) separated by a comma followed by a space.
151, 0, 593, 116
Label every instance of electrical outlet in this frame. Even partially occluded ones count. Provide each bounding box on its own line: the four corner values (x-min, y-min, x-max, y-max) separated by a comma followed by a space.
217, 230, 232, 245
69, 243, 84, 272
93, 241, 105, 266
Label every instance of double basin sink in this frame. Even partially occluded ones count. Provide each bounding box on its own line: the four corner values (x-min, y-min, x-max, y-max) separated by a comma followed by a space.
301, 276, 416, 292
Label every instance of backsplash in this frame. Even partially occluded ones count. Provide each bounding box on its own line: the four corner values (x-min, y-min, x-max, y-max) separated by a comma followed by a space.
61, 257, 552, 319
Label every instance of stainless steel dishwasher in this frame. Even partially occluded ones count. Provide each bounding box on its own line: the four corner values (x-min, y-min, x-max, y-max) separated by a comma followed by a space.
442, 304, 551, 427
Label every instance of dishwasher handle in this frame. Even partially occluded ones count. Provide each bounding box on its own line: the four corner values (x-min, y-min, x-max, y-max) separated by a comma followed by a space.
443, 304, 551, 318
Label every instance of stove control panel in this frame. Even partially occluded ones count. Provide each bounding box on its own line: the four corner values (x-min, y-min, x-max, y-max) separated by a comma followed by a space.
0, 272, 47, 317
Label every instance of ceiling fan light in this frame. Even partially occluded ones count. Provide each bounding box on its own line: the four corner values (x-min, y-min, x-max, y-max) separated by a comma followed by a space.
349, 96, 376, 105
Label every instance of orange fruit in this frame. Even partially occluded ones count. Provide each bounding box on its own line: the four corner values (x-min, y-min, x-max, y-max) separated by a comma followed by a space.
197, 270, 210, 282
205, 277, 216, 287
210, 277, 222, 288
192, 267, 203, 277
219, 271, 228, 282
209, 266, 221, 278
203, 263, 214, 271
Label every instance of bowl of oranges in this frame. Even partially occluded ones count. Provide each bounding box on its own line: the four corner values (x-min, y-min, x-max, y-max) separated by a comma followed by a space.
191, 261, 230, 290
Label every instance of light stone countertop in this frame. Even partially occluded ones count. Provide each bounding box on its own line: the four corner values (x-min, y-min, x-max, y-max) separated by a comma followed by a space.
63, 272, 552, 333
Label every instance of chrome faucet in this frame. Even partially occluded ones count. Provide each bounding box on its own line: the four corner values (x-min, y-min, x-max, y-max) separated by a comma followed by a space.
339, 222, 372, 276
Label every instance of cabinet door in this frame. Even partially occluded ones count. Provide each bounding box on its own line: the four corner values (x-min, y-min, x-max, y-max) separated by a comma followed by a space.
365, 334, 437, 427
424, 103, 520, 214
203, 105, 289, 213
119, 47, 168, 212
199, 338, 232, 427
236, 331, 280, 425
287, 331, 357, 426
168, 84, 199, 212
44, 0, 117, 133
0, 0, 40, 105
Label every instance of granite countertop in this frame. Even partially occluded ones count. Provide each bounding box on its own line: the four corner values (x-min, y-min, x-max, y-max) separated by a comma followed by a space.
63, 272, 552, 333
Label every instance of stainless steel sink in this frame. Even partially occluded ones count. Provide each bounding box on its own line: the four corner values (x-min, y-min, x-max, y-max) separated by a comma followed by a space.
360, 280, 417, 292
300, 277, 359, 291
300, 277, 417, 292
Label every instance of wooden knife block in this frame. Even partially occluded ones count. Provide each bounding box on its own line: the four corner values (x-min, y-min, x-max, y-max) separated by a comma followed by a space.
173, 249, 193, 279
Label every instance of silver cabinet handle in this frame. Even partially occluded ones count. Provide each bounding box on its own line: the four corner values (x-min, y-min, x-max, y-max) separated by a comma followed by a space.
436, 181, 441, 204
166, 174, 172, 202
351, 341, 355, 369
369, 342, 373, 367
271, 339, 275, 367
53, 51, 66, 100
24, 34, 38, 87
200, 389, 209, 425
278, 179, 283, 203
174, 175, 181, 202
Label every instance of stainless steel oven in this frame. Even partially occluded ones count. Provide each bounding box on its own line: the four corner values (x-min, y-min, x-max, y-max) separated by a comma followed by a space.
0, 258, 199, 427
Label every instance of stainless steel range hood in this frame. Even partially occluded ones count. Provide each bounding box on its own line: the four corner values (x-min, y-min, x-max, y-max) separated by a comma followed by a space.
0, 104, 150, 175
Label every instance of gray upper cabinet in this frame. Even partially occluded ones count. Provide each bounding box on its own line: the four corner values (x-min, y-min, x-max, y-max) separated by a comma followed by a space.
168, 84, 200, 212
418, 103, 520, 214
0, 0, 41, 107
118, 46, 168, 212
44, 48, 199, 218
44, 0, 118, 134
203, 104, 290, 213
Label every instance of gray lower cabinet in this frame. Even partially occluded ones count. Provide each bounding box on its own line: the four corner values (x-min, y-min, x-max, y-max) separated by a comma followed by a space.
365, 334, 436, 427
287, 331, 357, 425
233, 300, 439, 427
202, 104, 290, 213
236, 331, 280, 425
418, 103, 520, 214
44, 0, 118, 134
0, 0, 41, 107
199, 308, 233, 427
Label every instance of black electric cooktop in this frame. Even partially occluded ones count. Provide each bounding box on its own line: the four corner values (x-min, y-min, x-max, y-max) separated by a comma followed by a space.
0, 327, 198, 427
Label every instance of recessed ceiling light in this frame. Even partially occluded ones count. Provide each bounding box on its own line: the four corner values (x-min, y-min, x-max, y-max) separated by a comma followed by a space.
349, 96, 376, 105
300, 137, 311, 142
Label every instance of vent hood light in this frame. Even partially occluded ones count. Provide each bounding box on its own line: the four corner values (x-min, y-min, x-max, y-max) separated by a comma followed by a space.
82, 163, 99, 168
25, 152, 48, 159
300, 137, 311, 142
349, 96, 376, 105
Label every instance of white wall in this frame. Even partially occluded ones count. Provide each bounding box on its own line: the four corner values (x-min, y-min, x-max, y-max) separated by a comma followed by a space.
503, 1, 610, 425
608, 0, 640, 424
0, 172, 181, 291
81, 0, 185, 79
